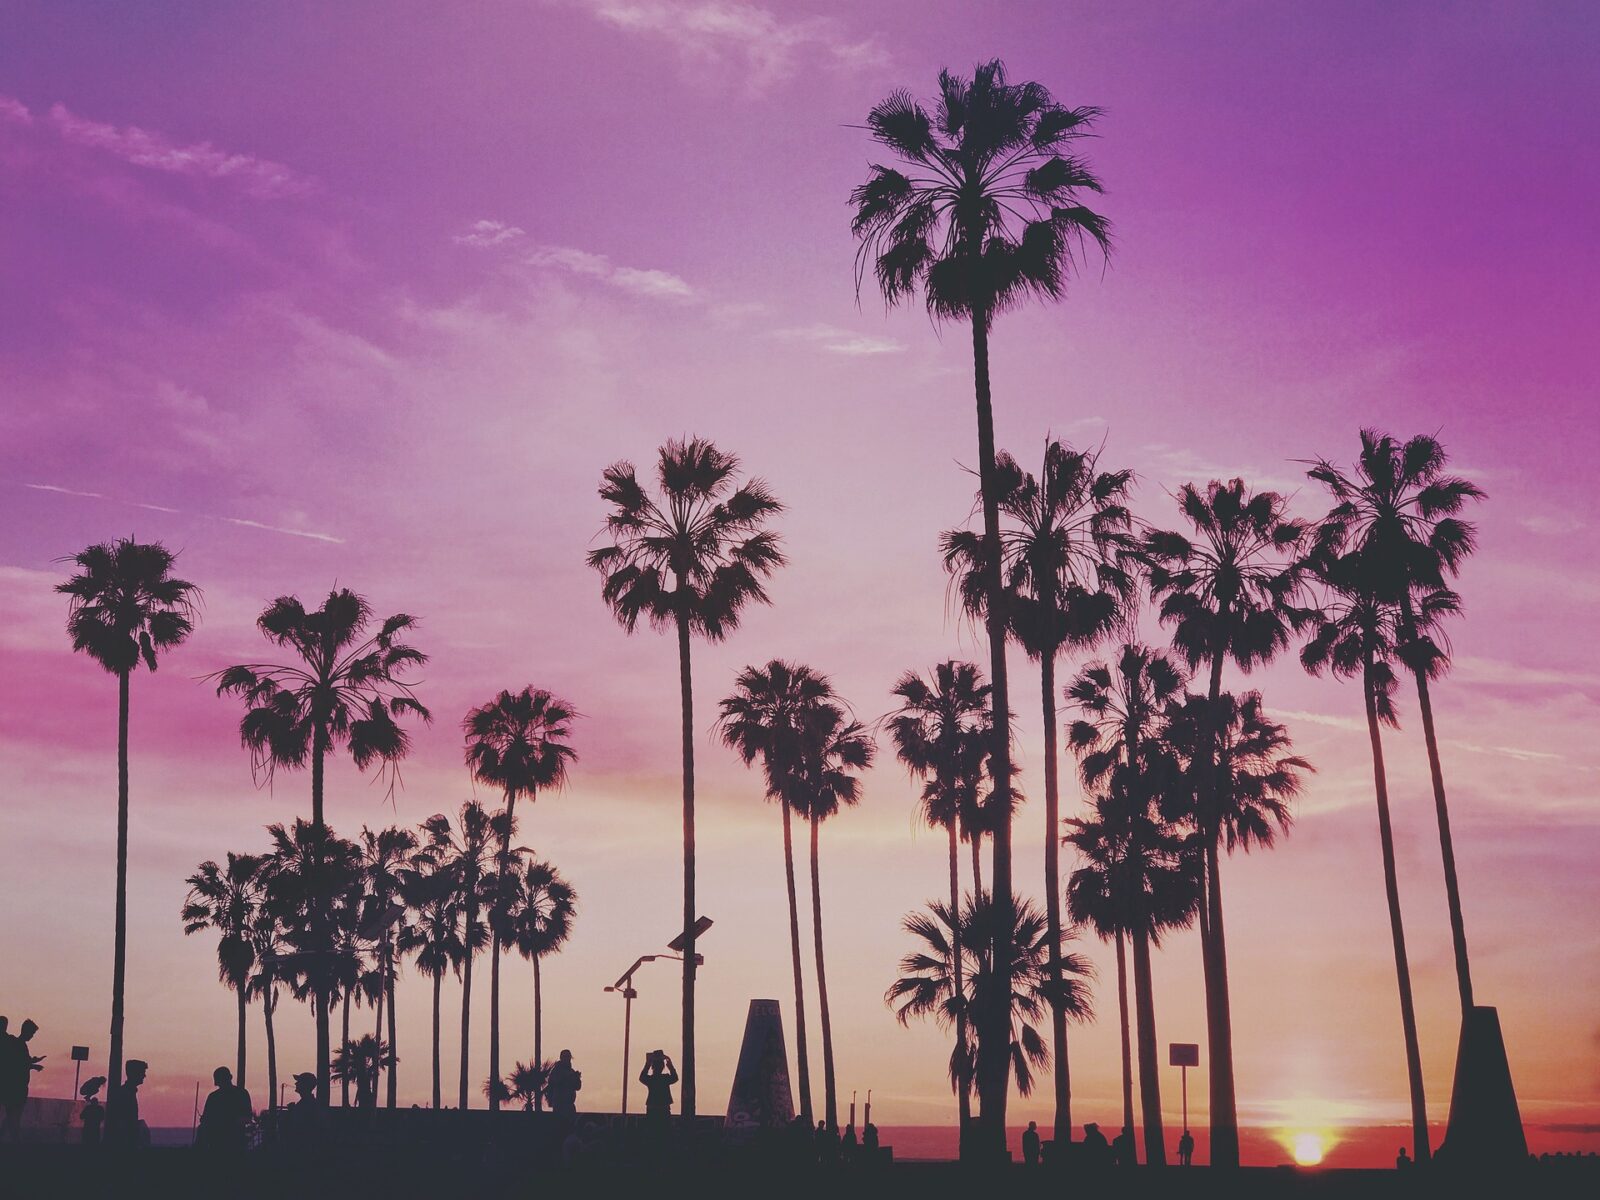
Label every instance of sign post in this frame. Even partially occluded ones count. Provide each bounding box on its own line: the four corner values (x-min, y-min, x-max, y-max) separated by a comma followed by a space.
1169, 1043, 1200, 1133
70, 1045, 90, 1102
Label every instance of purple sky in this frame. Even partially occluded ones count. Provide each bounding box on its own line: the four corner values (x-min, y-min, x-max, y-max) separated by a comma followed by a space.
2, 0, 1598, 1163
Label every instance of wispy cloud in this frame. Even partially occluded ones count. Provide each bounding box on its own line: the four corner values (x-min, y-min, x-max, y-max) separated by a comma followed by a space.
776, 323, 904, 357
526, 243, 697, 302
568, 0, 888, 85
1519, 514, 1585, 536
18, 482, 343, 544
1277, 708, 1364, 733
0, 95, 315, 198
453, 218, 526, 248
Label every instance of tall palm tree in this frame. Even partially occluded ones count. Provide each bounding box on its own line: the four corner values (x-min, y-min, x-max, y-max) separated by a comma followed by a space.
329, 882, 370, 1107
260, 818, 364, 1105
213, 588, 429, 1100
1307, 431, 1485, 1014
1065, 795, 1198, 1166
786, 703, 874, 1129
1301, 550, 1451, 1164
852, 63, 1110, 1155
463, 686, 577, 1111
182, 852, 265, 1088
247, 905, 288, 1117
357, 825, 417, 1108
888, 895, 1093, 1100
505, 859, 577, 1109
398, 859, 463, 1110
944, 439, 1135, 1145
717, 660, 838, 1125
887, 661, 992, 1137
1144, 479, 1305, 1166
421, 800, 495, 1109
588, 437, 784, 1117
58, 537, 199, 1090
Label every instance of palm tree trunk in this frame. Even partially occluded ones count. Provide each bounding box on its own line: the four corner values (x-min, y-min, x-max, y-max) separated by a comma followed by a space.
782, 801, 814, 1124
340, 988, 351, 1106
675, 605, 698, 1119
1130, 926, 1166, 1166
970, 305, 1015, 1160
108, 669, 130, 1091
236, 986, 248, 1088
490, 787, 516, 1112
460, 904, 476, 1109
1364, 662, 1431, 1163
1115, 929, 1134, 1143
1402, 598, 1474, 1012
263, 985, 278, 1117
385, 961, 398, 1109
533, 953, 544, 1110
1040, 643, 1071, 1146
431, 972, 442, 1109
311, 720, 331, 1104
949, 820, 972, 1141
809, 816, 838, 1128
1199, 647, 1240, 1167
970, 836, 984, 897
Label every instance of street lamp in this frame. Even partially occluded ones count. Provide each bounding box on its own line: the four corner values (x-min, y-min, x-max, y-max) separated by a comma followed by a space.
603, 928, 711, 1116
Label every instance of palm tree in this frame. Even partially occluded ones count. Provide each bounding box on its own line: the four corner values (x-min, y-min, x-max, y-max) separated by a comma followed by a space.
398, 859, 463, 1110
1144, 479, 1305, 1167
1301, 549, 1449, 1164
1307, 431, 1485, 1015
463, 687, 577, 1112
356, 825, 417, 1108
944, 439, 1135, 1144
421, 800, 495, 1109
888, 895, 1093, 1100
247, 905, 288, 1118
181, 852, 265, 1089
852, 63, 1110, 1155
329, 882, 370, 1107
588, 437, 785, 1117
784, 702, 874, 1129
503, 1060, 550, 1111
505, 859, 577, 1109
332, 1034, 391, 1109
716, 660, 839, 1125
58, 537, 199, 1090
213, 588, 429, 1100
260, 818, 364, 1106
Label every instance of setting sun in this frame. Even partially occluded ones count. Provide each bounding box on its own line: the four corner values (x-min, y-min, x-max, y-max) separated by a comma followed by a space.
1291, 1134, 1327, 1166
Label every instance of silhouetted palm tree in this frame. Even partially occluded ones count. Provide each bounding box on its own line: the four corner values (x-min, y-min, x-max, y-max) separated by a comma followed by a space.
332, 1034, 391, 1109
852, 63, 1110, 1154
588, 437, 784, 1117
421, 800, 494, 1109
182, 852, 265, 1088
398, 860, 463, 1110
503, 1060, 549, 1111
505, 859, 576, 1109
463, 686, 577, 1111
1144, 480, 1305, 1167
945, 439, 1135, 1145
887, 661, 991, 1135
1301, 549, 1451, 1164
260, 818, 363, 1105
1307, 430, 1485, 1015
889, 895, 1093, 1099
357, 825, 416, 1108
212, 589, 428, 1099
785, 703, 874, 1129
717, 660, 838, 1125
58, 537, 199, 1090
329, 882, 370, 1107
247, 905, 288, 1116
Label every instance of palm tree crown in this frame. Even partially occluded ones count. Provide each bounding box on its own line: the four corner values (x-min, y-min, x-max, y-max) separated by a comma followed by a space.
58, 538, 199, 675
464, 688, 577, 804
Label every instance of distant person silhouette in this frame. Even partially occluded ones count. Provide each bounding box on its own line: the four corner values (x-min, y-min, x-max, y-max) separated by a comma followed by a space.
0, 1018, 44, 1142
1022, 1120, 1041, 1165
1081, 1122, 1111, 1168
1113, 1125, 1137, 1167
638, 1051, 677, 1143
862, 1120, 879, 1158
280, 1072, 322, 1147
842, 1122, 858, 1162
815, 1120, 839, 1166
196, 1066, 253, 1151
1178, 1128, 1195, 1166
80, 1077, 107, 1147
546, 1049, 582, 1117
106, 1060, 148, 1148
1397, 1146, 1412, 1169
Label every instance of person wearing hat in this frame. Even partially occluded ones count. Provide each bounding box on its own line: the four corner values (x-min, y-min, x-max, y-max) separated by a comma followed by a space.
279, 1072, 322, 1147
1081, 1121, 1111, 1168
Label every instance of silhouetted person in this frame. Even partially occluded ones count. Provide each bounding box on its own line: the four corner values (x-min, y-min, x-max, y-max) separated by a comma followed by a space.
1113, 1125, 1136, 1167
105, 1060, 148, 1148
1397, 1146, 1412, 1169
842, 1122, 858, 1162
862, 1120, 879, 1158
1178, 1128, 1195, 1166
1022, 1120, 1041, 1165
280, 1073, 322, 1147
1081, 1122, 1111, 1168
638, 1051, 677, 1145
80, 1077, 107, 1147
0, 1018, 43, 1144
546, 1049, 582, 1118
816, 1120, 839, 1166
196, 1066, 253, 1151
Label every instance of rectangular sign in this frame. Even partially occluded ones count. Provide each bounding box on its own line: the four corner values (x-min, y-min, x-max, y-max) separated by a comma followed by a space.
70, 1045, 90, 1062
1169, 1042, 1199, 1067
